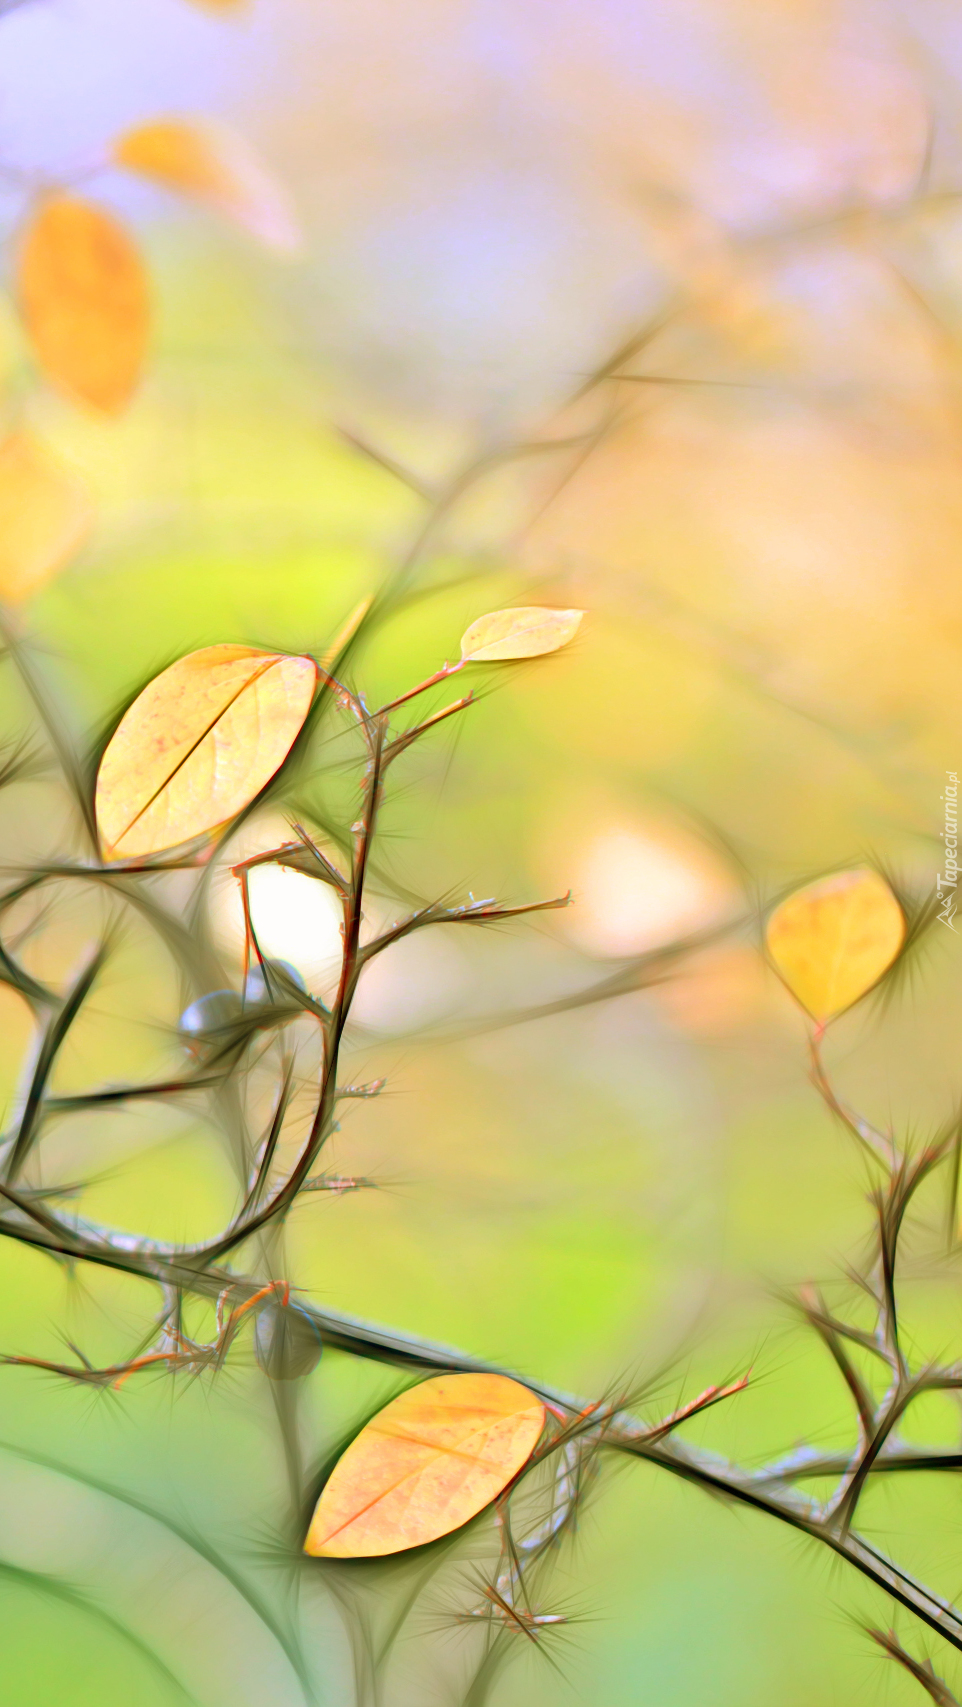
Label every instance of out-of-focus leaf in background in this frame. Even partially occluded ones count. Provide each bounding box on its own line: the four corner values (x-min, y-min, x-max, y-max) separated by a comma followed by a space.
0, 432, 92, 602
114, 118, 301, 252
17, 195, 149, 411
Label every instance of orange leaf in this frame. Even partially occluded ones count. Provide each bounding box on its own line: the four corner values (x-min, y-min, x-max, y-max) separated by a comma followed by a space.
114, 118, 300, 253
0, 433, 92, 603
17, 195, 149, 413
96, 644, 317, 861
460, 606, 585, 662
304, 1372, 545, 1558
765, 867, 905, 1023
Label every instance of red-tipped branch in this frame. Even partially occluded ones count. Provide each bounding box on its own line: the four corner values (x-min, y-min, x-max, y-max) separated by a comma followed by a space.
382, 693, 474, 765
639, 1373, 751, 1445
378, 660, 466, 715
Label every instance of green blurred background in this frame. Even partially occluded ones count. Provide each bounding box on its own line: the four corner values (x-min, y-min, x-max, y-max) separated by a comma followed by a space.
0, 0, 958, 1701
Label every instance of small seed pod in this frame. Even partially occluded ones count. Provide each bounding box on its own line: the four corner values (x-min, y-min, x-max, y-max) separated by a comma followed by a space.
244, 959, 307, 1006
254, 1301, 323, 1380
179, 989, 243, 1043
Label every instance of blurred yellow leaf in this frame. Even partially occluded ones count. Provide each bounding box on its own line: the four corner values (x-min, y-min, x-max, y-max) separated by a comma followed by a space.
17, 195, 149, 413
460, 605, 585, 662
0, 433, 92, 603
765, 867, 905, 1023
113, 119, 300, 253
304, 1372, 545, 1558
185, 0, 245, 9
96, 644, 318, 861
318, 594, 374, 670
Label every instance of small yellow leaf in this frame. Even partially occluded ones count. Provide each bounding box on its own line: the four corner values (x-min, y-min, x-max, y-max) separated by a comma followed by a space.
114, 119, 300, 253
304, 1372, 545, 1559
460, 606, 585, 663
17, 195, 149, 413
765, 867, 905, 1023
96, 644, 317, 861
0, 433, 92, 603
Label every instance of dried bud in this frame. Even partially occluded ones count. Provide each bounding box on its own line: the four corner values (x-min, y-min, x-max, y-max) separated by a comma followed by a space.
254, 1302, 323, 1380
179, 989, 243, 1042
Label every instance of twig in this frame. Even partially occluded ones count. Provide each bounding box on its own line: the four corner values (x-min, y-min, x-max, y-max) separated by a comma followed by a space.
868, 1627, 961, 1706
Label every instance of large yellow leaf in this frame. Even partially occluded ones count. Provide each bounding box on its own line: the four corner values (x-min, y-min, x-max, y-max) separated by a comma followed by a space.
17, 195, 149, 413
113, 119, 299, 252
96, 644, 317, 861
0, 433, 92, 603
460, 605, 585, 662
304, 1372, 545, 1558
765, 867, 905, 1023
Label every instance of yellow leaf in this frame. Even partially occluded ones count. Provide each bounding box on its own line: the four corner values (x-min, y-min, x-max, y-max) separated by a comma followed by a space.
460, 605, 585, 662
96, 644, 317, 861
765, 867, 905, 1023
304, 1372, 545, 1558
0, 433, 92, 603
114, 119, 300, 253
17, 195, 149, 413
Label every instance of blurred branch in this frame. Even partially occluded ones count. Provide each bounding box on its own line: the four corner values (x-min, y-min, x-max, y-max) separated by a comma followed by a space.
0, 1555, 193, 1703
4, 939, 111, 1183
810, 1030, 896, 1166
334, 425, 436, 502
381, 693, 473, 764
0, 614, 99, 851
0, 1435, 318, 1705
868, 1628, 961, 1706
421, 916, 744, 1042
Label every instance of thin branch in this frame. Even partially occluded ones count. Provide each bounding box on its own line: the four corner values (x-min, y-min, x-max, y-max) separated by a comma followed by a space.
810, 1030, 896, 1167
0, 1435, 318, 1706
755, 1443, 962, 1483
381, 693, 474, 765
334, 426, 436, 502
868, 1627, 961, 1706
0, 615, 99, 849
233, 837, 348, 898
798, 1284, 876, 1442
634, 1373, 751, 1445
947, 1114, 962, 1252
357, 891, 571, 969
3, 1168, 962, 1657
5, 940, 111, 1183
378, 661, 466, 716
45, 1073, 222, 1111
299, 1173, 376, 1195
420, 916, 743, 1041
335, 1078, 385, 1100
240, 1059, 296, 1215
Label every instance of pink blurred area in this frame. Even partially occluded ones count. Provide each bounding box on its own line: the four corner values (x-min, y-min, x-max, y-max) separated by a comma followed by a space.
0, 0, 940, 418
